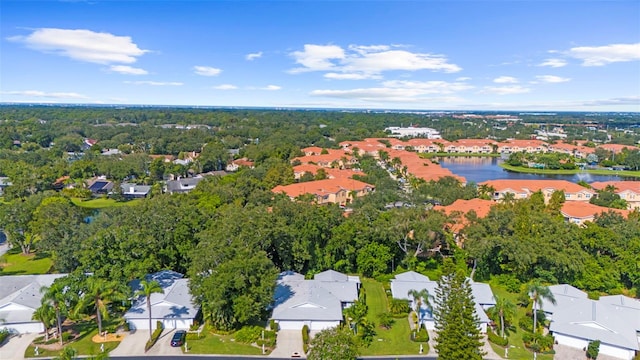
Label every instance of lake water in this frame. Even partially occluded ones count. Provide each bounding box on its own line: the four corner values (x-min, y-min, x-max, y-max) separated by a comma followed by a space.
437, 157, 635, 184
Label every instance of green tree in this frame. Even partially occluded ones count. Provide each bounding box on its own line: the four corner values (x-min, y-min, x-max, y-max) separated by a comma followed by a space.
487, 295, 516, 339
32, 303, 55, 341
408, 288, 432, 325
433, 259, 485, 360
135, 279, 164, 339
75, 276, 129, 335
307, 326, 359, 360
527, 280, 556, 333
53, 347, 77, 360
41, 281, 68, 345
343, 300, 368, 335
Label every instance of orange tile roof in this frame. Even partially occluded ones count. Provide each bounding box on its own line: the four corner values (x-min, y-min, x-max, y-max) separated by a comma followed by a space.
561, 201, 629, 219
590, 181, 640, 193
434, 198, 494, 218
272, 178, 374, 198
599, 144, 637, 153
480, 179, 595, 195
302, 146, 324, 154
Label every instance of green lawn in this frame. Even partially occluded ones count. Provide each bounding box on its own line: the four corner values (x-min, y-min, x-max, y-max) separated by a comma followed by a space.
0, 248, 52, 275
70, 197, 142, 209
359, 278, 427, 356
488, 282, 553, 360
183, 326, 266, 355
25, 321, 121, 358
500, 163, 640, 178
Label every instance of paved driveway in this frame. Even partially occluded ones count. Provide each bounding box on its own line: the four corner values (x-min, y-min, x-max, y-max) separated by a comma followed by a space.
269, 330, 304, 358
109, 330, 149, 356
0, 333, 38, 360
146, 329, 184, 356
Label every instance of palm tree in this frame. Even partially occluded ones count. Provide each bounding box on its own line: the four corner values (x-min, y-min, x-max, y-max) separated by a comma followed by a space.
41, 282, 67, 345
527, 280, 556, 333
488, 295, 516, 339
135, 279, 164, 339
32, 303, 55, 341
75, 276, 128, 335
408, 288, 432, 325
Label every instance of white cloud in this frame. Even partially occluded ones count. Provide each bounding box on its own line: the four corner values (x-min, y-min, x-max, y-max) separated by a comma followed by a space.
456, 77, 472, 81
7, 28, 147, 64
290, 44, 345, 73
538, 58, 567, 68
493, 76, 518, 84
213, 84, 238, 90
567, 43, 640, 66
263, 85, 281, 91
109, 65, 148, 75
324, 72, 381, 80
290, 43, 461, 77
1, 90, 88, 99
482, 85, 530, 95
536, 75, 570, 83
310, 80, 472, 103
246, 52, 263, 61
124, 81, 183, 86
193, 66, 222, 76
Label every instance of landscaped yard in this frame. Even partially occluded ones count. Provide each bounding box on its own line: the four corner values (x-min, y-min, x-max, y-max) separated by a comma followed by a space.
24, 321, 121, 358
70, 197, 142, 209
358, 278, 427, 356
0, 248, 52, 275
183, 326, 266, 355
488, 281, 553, 360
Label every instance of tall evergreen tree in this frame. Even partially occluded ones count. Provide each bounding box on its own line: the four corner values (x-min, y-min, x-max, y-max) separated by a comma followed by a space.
434, 259, 485, 360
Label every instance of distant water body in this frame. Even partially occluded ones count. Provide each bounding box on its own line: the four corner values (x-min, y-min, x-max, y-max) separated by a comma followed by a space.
438, 157, 636, 184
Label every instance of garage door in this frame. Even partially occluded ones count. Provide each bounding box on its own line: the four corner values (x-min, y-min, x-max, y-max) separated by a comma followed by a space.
0, 322, 44, 334
309, 321, 339, 331
277, 321, 305, 330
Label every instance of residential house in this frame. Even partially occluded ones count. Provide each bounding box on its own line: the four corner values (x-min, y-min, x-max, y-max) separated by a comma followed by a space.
561, 201, 630, 225
433, 198, 495, 246
124, 270, 200, 330
270, 270, 360, 331
226, 158, 255, 172
540, 284, 640, 360
389, 271, 494, 332
590, 181, 640, 210
165, 177, 204, 194
87, 178, 114, 195
0, 177, 12, 196
121, 183, 152, 199
0, 274, 67, 333
272, 178, 375, 206
480, 179, 596, 202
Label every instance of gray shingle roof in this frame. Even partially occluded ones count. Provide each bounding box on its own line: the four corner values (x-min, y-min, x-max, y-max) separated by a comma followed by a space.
550, 298, 640, 351
0, 274, 68, 324
124, 271, 199, 321
390, 271, 493, 324
166, 177, 204, 193
271, 270, 359, 322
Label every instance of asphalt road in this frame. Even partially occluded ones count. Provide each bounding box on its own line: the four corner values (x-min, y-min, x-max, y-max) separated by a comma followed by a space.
110, 357, 438, 360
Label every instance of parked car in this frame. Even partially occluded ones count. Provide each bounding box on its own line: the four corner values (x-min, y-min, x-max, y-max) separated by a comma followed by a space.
170, 330, 186, 347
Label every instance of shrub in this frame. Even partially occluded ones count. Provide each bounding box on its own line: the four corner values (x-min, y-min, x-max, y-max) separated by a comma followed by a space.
522, 332, 554, 352
234, 325, 263, 344
412, 326, 429, 342
256, 330, 277, 348
145, 321, 164, 352
269, 319, 278, 331
0, 329, 10, 344
377, 312, 394, 329
519, 316, 534, 333
487, 330, 508, 347
302, 325, 309, 352
587, 340, 601, 359
389, 298, 410, 317
494, 274, 522, 293
61, 332, 73, 342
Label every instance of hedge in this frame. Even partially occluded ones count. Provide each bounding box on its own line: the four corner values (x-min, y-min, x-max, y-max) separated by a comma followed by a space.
302, 325, 309, 353
412, 326, 429, 342
0, 329, 10, 344
144, 321, 164, 352
487, 330, 508, 347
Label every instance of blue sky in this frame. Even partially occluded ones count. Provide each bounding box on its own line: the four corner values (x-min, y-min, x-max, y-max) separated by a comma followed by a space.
1, 1, 639, 111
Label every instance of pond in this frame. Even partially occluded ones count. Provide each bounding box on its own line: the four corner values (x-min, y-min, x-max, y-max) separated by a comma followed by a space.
437, 157, 634, 184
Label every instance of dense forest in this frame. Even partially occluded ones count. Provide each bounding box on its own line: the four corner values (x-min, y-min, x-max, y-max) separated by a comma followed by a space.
0, 106, 639, 332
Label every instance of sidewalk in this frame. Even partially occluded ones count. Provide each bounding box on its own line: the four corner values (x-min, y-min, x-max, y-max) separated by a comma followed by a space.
0, 333, 38, 360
